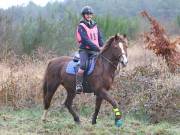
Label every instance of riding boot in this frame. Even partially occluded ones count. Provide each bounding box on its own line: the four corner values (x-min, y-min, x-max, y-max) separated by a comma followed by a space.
76, 74, 83, 94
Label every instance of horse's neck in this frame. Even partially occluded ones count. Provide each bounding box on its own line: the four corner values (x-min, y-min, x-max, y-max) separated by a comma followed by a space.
97, 49, 119, 76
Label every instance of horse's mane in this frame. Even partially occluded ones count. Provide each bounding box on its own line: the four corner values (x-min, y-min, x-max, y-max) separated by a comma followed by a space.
101, 36, 115, 53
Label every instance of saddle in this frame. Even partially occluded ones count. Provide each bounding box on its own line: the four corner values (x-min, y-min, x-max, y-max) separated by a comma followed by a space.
66, 52, 98, 75
66, 52, 98, 93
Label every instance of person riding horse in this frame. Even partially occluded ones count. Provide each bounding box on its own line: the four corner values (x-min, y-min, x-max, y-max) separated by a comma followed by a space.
76, 6, 104, 94
41, 6, 128, 127
42, 33, 128, 127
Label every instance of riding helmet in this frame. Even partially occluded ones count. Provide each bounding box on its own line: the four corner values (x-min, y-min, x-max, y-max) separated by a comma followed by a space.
81, 6, 94, 15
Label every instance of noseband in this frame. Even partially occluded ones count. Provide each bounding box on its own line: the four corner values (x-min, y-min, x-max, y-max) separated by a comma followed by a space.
100, 54, 117, 69
100, 53, 123, 69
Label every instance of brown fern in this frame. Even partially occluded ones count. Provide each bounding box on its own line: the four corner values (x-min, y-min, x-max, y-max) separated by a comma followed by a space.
141, 11, 180, 72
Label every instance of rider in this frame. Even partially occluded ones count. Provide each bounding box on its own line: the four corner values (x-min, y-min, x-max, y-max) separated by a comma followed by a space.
75, 6, 104, 94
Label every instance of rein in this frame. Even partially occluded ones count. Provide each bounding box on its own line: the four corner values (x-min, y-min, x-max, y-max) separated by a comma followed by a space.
100, 54, 118, 69
100, 54, 122, 77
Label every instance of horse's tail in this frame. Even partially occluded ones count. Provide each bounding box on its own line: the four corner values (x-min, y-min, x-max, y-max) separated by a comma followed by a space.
42, 61, 60, 105
42, 62, 50, 104
42, 78, 47, 101
42, 75, 47, 105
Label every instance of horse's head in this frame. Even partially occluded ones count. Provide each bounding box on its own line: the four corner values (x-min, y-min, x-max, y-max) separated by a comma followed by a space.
102, 33, 128, 67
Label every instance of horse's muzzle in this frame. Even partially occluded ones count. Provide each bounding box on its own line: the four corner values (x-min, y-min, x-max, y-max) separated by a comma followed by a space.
120, 54, 128, 67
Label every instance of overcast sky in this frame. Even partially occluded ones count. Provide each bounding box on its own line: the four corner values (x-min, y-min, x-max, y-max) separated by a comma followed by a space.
0, 0, 64, 9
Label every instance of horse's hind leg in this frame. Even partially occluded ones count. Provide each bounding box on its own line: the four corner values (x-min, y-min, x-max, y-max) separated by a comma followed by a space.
42, 79, 60, 121
92, 96, 103, 125
64, 91, 80, 123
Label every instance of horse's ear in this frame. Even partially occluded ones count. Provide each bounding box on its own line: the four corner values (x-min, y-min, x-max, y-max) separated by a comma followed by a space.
122, 34, 128, 45
123, 34, 127, 38
115, 33, 119, 40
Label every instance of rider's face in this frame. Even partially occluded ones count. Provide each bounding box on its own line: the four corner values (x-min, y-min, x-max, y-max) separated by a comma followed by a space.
84, 13, 93, 21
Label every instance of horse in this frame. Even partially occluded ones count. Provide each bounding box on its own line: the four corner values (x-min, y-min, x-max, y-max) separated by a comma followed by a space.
41, 33, 128, 126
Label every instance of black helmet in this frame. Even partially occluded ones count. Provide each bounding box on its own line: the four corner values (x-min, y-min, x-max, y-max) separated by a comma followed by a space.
81, 6, 94, 15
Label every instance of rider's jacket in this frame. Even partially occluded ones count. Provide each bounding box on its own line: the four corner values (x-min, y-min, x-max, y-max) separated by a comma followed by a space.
76, 19, 104, 52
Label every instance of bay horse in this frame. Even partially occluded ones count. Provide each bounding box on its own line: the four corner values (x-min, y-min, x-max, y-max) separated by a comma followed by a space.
41, 33, 128, 126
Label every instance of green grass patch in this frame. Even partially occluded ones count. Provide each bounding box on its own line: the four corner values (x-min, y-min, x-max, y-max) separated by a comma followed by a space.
0, 106, 179, 135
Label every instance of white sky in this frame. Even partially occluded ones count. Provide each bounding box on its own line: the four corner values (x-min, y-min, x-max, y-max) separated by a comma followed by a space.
0, 0, 64, 9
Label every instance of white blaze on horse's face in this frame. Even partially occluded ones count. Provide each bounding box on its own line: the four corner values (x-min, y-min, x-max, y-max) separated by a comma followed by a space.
118, 42, 128, 66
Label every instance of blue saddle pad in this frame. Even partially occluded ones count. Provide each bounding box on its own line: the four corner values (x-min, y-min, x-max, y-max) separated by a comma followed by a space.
66, 57, 96, 75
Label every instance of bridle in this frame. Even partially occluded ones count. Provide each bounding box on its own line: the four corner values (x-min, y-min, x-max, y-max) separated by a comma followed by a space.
99, 41, 127, 70
100, 54, 118, 69
100, 52, 126, 70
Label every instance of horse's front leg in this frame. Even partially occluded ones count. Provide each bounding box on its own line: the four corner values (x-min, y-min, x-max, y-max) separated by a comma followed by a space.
92, 96, 103, 125
99, 89, 123, 127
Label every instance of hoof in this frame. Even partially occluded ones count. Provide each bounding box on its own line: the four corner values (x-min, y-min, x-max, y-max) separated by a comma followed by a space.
92, 119, 96, 125
75, 120, 81, 125
74, 117, 80, 124
41, 117, 46, 122
92, 115, 98, 125
41, 118, 50, 122
115, 119, 123, 127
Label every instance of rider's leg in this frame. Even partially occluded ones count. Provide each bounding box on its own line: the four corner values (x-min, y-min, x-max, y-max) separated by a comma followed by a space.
76, 50, 88, 93
76, 68, 84, 93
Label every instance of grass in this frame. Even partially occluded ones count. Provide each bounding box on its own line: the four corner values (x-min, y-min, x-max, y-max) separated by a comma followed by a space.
0, 106, 179, 135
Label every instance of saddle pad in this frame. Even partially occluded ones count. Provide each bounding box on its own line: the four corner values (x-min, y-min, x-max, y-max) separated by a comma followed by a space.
66, 58, 96, 75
